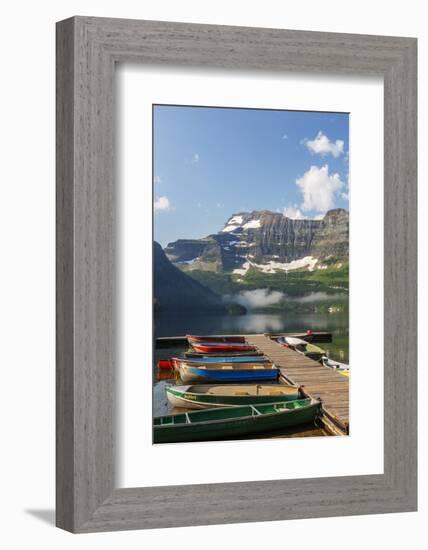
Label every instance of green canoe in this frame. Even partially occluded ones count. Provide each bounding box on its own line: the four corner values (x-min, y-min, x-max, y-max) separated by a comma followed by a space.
153, 398, 320, 444
166, 384, 301, 409
299, 342, 325, 361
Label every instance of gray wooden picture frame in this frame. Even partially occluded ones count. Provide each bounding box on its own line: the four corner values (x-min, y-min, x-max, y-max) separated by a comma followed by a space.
56, 16, 417, 533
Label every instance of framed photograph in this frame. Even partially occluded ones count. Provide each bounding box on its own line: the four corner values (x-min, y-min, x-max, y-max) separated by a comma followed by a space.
56, 16, 417, 532
152, 101, 351, 422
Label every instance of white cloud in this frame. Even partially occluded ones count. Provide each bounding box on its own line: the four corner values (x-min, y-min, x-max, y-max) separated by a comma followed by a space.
154, 196, 170, 212
191, 153, 199, 164
296, 164, 343, 212
341, 175, 350, 201
153, 175, 161, 184
283, 205, 307, 220
304, 131, 344, 158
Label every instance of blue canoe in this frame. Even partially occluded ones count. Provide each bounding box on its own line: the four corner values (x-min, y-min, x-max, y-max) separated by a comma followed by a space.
178, 363, 279, 384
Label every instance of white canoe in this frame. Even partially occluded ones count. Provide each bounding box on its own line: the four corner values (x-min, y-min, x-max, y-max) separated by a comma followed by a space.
322, 356, 349, 372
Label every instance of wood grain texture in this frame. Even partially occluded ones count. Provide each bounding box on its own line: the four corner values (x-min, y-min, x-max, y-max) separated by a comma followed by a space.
56, 16, 417, 532
56, 17, 76, 532
246, 335, 349, 430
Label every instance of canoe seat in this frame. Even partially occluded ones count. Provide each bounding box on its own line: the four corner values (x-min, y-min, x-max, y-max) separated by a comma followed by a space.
160, 417, 175, 425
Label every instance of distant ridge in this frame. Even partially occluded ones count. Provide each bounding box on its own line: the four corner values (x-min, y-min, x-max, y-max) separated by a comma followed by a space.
153, 241, 226, 312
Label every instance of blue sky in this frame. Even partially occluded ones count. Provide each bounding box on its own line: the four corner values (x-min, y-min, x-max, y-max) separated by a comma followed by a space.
153, 105, 349, 247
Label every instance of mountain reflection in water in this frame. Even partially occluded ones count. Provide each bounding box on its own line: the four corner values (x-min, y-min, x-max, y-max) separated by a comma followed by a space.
155, 310, 349, 363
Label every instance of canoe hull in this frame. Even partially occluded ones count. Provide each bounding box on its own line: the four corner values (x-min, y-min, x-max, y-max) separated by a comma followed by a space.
322, 356, 349, 371
302, 350, 324, 362
191, 343, 257, 354
185, 350, 264, 358
187, 334, 246, 344
178, 365, 279, 384
172, 358, 271, 372
154, 400, 320, 444
279, 337, 325, 362
166, 385, 300, 409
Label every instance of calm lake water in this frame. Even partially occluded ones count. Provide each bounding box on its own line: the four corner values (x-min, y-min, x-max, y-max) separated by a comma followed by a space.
154, 310, 349, 363
153, 310, 349, 440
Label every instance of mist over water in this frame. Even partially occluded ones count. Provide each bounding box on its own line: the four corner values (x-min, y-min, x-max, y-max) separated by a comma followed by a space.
226, 289, 285, 309
225, 289, 348, 309
290, 292, 346, 303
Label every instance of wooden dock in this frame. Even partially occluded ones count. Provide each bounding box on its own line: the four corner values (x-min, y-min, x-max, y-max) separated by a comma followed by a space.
246, 334, 349, 436
155, 332, 348, 435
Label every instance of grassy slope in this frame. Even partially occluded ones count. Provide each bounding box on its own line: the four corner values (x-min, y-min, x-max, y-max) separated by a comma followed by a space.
187, 263, 348, 294
186, 262, 349, 313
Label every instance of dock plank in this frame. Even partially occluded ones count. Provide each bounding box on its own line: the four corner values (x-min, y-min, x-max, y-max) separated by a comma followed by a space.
246, 334, 349, 434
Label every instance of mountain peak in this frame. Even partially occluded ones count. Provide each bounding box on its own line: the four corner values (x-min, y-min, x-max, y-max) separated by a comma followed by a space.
223, 208, 348, 229
222, 212, 264, 233
166, 209, 348, 274
323, 208, 348, 217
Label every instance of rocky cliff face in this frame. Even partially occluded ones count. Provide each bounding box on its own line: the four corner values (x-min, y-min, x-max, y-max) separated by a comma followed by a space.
153, 241, 226, 311
164, 209, 348, 275
310, 209, 349, 259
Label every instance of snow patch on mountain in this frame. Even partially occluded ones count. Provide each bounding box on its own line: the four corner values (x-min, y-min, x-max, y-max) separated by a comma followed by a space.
222, 215, 244, 233
222, 224, 240, 233
233, 255, 318, 275
254, 256, 318, 273
233, 262, 250, 276
243, 219, 261, 229
229, 215, 243, 225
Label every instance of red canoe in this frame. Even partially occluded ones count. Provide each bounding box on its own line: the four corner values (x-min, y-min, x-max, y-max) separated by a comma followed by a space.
186, 334, 246, 344
190, 342, 257, 354
157, 359, 174, 370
